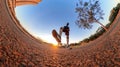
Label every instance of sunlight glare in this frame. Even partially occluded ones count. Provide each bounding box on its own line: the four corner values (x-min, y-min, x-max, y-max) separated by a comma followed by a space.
36, 34, 58, 45
52, 44, 58, 46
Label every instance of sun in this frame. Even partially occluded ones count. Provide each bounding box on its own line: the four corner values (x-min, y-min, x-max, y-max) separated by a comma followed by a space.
52, 43, 58, 46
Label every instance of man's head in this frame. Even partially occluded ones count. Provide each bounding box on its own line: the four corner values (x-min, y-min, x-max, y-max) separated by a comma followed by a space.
66, 22, 69, 26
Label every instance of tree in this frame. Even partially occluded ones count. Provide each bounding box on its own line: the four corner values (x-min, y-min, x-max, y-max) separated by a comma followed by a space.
75, 0, 107, 31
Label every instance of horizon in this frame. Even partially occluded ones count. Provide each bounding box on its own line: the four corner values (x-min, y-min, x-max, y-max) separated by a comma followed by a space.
15, 0, 120, 45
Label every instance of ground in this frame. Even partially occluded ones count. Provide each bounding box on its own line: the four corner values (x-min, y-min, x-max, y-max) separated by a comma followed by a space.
0, 0, 120, 67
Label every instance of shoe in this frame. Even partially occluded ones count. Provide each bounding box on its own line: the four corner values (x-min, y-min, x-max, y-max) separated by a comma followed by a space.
66, 45, 69, 48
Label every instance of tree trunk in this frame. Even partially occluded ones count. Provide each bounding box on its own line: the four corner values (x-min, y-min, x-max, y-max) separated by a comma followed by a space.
96, 21, 108, 31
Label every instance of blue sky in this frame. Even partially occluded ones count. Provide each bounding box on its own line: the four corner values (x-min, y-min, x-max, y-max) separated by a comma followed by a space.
15, 0, 120, 45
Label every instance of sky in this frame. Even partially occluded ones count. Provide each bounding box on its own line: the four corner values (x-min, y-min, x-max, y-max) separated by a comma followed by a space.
15, 0, 120, 45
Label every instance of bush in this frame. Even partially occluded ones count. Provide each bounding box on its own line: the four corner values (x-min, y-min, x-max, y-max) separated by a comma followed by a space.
109, 3, 120, 23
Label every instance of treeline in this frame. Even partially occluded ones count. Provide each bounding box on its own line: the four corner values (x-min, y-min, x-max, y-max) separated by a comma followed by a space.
109, 3, 120, 23
70, 3, 120, 46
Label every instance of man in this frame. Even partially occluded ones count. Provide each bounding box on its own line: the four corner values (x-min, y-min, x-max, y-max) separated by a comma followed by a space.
61, 23, 70, 47
52, 23, 70, 47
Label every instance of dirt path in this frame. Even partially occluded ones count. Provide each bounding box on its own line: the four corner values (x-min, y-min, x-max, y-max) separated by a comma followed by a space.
0, 0, 120, 67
